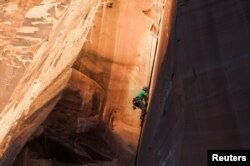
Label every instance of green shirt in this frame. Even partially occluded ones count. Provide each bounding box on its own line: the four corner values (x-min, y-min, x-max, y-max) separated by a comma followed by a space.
136, 90, 148, 100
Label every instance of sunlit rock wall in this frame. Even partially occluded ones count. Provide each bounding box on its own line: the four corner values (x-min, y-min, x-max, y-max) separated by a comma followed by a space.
73, 0, 161, 152
138, 0, 250, 165
0, 0, 100, 165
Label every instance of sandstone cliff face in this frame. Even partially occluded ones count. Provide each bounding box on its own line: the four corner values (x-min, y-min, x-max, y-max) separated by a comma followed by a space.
1, 0, 165, 165
138, 0, 250, 165
0, 0, 68, 111
13, 69, 134, 165
74, 0, 162, 153
0, 0, 100, 165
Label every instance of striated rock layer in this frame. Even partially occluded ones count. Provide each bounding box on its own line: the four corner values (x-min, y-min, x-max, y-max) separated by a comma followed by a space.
138, 0, 250, 165
0, 0, 100, 165
1, 0, 164, 165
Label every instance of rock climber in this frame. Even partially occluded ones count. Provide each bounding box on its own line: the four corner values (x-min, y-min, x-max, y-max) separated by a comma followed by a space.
132, 86, 149, 120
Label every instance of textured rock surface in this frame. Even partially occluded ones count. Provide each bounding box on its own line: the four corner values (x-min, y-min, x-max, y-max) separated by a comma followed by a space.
13, 69, 134, 165
138, 0, 250, 165
0, 0, 100, 164
1, 0, 165, 165
0, 0, 69, 111
74, 0, 163, 152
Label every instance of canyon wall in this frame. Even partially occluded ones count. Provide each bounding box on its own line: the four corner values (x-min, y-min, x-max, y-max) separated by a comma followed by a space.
138, 0, 250, 165
1, 0, 159, 165
0, 0, 100, 165
13, 69, 134, 166
74, 0, 161, 154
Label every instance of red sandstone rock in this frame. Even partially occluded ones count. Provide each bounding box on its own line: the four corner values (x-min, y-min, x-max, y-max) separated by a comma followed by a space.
0, 0, 99, 165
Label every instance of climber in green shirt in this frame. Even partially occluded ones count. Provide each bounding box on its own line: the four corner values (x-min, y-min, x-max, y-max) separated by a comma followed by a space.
132, 86, 149, 120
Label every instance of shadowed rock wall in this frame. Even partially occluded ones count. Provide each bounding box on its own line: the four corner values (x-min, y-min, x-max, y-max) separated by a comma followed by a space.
13, 69, 134, 166
138, 0, 250, 165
